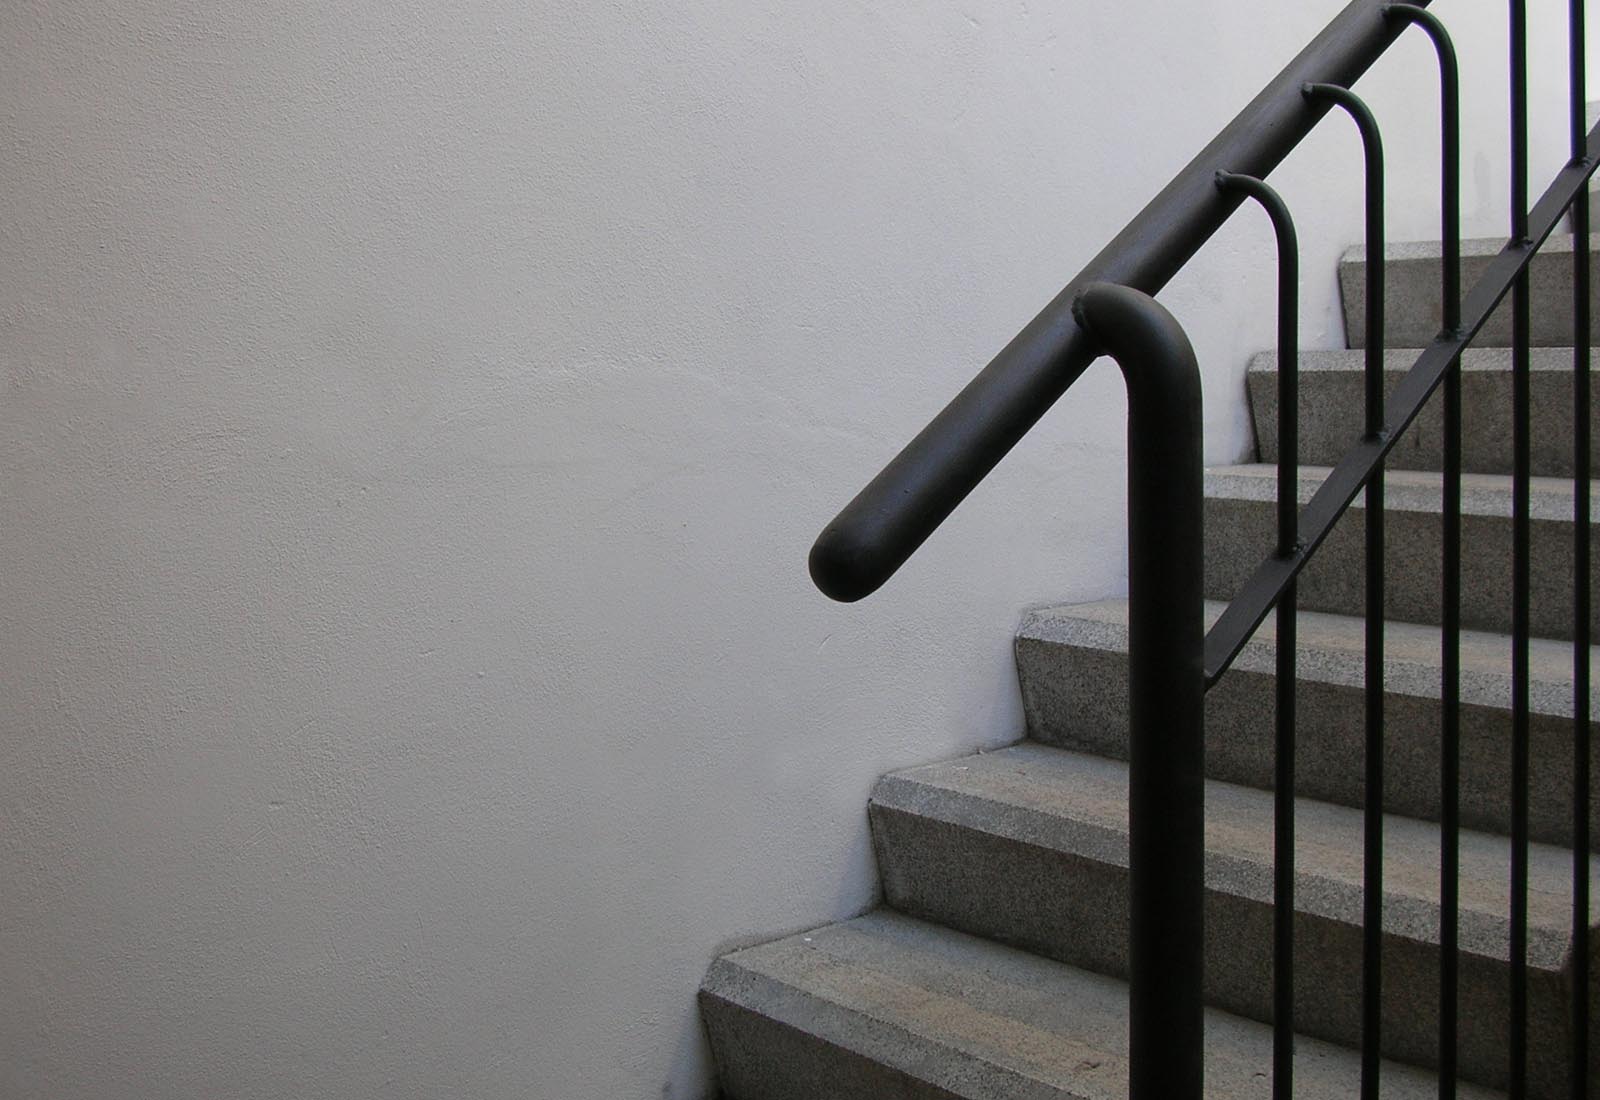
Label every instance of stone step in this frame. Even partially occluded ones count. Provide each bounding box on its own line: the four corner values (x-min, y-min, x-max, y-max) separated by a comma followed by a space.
1015, 599, 1598, 848
700, 909, 1498, 1100
1339, 233, 1600, 348
869, 745, 1594, 1099
1203, 464, 1599, 641
1247, 347, 1597, 478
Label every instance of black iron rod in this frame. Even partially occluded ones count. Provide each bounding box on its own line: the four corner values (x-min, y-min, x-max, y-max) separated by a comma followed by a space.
1382, 8, 1461, 1096
1571, 3, 1592, 1098
810, 0, 1427, 604
1072, 283, 1204, 1100
1304, 81, 1386, 1099
1510, 4, 1531, 1096
1218, 171, 1300, 1100
1203, 124, 1600, 686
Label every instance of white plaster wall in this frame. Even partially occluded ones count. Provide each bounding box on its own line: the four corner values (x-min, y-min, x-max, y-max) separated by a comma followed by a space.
0, 2, 1584, 1097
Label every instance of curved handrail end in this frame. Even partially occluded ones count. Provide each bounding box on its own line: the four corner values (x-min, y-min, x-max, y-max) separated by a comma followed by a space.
808, 521, 886, 603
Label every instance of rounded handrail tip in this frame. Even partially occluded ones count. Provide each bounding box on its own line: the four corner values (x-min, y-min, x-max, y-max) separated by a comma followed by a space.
808, 525, 882, 602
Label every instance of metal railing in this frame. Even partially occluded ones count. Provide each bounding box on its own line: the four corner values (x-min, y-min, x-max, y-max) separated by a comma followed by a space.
807, 1, 1595, 1097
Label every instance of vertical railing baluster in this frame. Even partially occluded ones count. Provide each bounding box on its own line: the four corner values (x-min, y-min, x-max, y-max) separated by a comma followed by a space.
1436, 36, 1464, 1100
1218, 170, 1300, 1100
1509, 4, 1532, 1097
1570, 3, 1592, 1098
1361, 111, 1387, 1100
1383, 8, 1463, 1097
1305, 80, 1387, 1100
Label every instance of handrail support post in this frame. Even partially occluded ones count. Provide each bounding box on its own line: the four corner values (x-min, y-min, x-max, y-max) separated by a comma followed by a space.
1074, 284, 1205, 1100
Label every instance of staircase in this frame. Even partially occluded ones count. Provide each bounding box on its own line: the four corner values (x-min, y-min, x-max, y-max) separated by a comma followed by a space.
699, 236, 1600, 1099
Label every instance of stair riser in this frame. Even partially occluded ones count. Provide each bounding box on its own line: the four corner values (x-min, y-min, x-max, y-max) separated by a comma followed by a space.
1016, 637, 1598, 849
700, 988, 969, 1100
872, 801, 1586, 1098
1249, 359, 1597, 478
1340, 238, 1600, 348
1204, 493, 1596, 641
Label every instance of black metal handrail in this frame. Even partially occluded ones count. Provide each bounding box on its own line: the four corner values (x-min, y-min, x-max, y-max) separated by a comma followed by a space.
808, 0, 1427, 605
808, 1, 1595, 1098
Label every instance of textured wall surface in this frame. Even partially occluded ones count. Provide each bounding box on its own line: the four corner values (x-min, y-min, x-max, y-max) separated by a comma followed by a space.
0, 2, 1583, 1097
